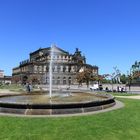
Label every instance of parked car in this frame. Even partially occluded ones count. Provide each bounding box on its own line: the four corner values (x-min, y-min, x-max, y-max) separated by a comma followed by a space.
90, 84, 103, 91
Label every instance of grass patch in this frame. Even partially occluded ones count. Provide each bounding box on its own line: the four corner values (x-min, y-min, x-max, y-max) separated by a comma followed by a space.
0, 98, 140, 140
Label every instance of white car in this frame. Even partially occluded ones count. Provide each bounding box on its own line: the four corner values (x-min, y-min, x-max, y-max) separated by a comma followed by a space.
90, 84, 99, 90
90, 84, 103, 91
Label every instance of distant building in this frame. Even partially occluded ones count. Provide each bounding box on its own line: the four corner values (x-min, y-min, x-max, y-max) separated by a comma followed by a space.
0, 70, 4, 78
0, 70, 12, 84
12, 45, 98, 85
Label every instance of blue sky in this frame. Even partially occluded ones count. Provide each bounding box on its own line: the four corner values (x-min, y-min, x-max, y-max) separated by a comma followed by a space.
0, 0, 140, 76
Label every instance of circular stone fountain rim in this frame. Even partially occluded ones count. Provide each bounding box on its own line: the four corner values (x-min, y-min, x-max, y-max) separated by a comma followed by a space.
0, 92, 116, 116
0, 92, 115, 109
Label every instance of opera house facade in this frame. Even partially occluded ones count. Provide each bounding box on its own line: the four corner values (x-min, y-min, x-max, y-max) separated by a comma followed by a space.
12, 45, 98, 85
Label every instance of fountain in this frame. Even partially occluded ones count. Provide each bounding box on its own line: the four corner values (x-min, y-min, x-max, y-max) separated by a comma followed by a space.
0, 45, 116, 116
0, 92, 115, 115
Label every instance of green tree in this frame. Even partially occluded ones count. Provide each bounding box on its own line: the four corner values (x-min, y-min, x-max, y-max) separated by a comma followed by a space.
76, 68, 94, 87
120, 74, 128, 84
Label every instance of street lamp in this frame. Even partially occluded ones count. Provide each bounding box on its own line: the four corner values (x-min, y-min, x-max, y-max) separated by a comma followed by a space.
127, 68, 132, 92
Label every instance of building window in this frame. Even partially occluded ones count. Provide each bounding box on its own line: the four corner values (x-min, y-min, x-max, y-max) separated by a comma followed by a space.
63, 66, 66, 72
53, 77, 55, 84
63, 77, 66, 85
57, 77, 60, 84
57, 66, 60, 73
68, 66, 71, 72
68, 77, 71, 85
52, 67, 55, 72
22, 76, 28, 84
46, 67, 49, 72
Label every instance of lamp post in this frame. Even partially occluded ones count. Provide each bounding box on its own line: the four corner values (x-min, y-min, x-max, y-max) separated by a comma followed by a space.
127, 68, 132, 92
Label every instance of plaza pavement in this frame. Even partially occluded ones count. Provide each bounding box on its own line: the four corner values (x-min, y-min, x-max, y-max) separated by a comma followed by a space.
115, 95, 140, 99
0, 89, 20, 94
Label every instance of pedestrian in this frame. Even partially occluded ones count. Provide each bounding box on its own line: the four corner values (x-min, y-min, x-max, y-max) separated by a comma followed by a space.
105, 87, 108, 91
117, 86, 120, 92
26, 83, 31, 93
29, 83, 32, 92
121, 87, 124, 93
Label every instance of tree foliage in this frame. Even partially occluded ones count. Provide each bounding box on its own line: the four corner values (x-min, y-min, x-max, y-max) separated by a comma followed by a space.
76, 69, 108, 87
76, 68, 93, 87
120, 74, 128, 84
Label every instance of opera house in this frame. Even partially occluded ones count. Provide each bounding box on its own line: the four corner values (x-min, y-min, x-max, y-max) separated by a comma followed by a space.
12, 45, 98, 85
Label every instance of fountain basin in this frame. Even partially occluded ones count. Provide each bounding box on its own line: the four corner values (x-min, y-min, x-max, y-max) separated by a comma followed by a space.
0, 92, 115, 115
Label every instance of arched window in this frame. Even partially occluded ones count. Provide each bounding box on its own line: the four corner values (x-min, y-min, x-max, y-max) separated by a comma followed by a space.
63, 66, 66, 72
52, 67, 55, 72
57, 77, 60, 84
22, 76, 28, 84
46, 66, 49, 72
53, 77, 55, 84
63, 77, 66, 85
68, 77, 72, 85
68, 66, 71, 72
57, 66, 61, 73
